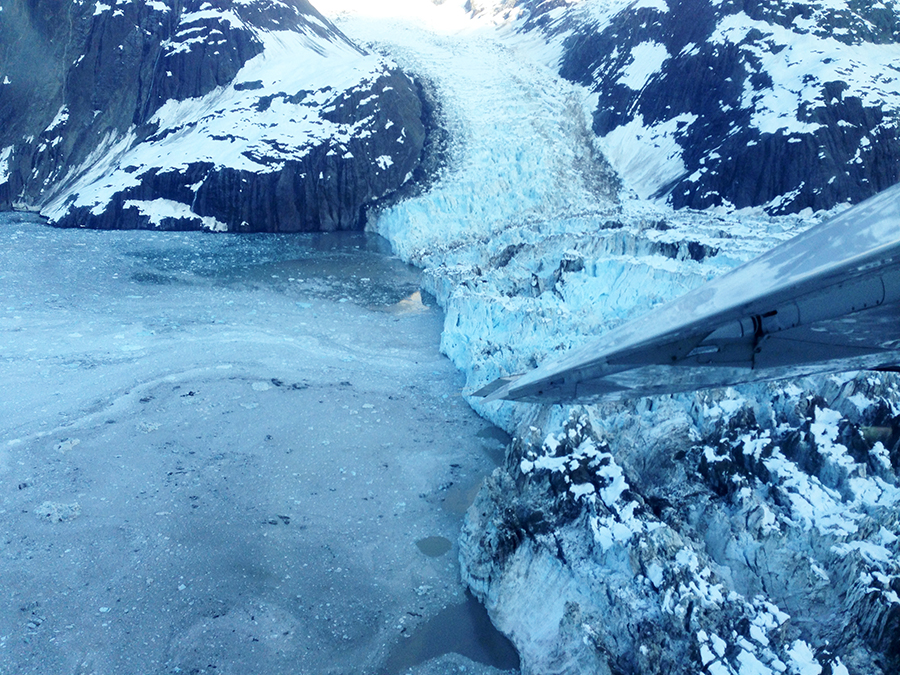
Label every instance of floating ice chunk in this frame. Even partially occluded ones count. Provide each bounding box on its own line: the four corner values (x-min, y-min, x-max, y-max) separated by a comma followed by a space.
35, 501, 81, 523
749, 622, 768, 646
711, 633, 727, 657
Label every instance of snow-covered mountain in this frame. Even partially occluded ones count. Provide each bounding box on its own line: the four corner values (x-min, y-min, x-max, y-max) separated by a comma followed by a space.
480, 0, 900, 214
0, 0, 431, 231
2, 0, 899, 674
327, 3, 900, 674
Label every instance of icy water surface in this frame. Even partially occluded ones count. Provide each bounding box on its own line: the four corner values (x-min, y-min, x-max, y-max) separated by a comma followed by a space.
0, 213, 518, 675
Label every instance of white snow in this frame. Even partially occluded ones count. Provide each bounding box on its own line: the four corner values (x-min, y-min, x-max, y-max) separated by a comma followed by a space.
42, 129, 140, 219
123, 199, 228, 231
44, 105, 69, 133
830, 660, 850, 675
600, 114, 695, 200
618, 41, 669, 91
810, 406, 856, 473
321, 0, 475, 30
832, 541, 894, 565
579, 3, 900, 204
0, 145, 11, 184
846, 392, 873, 411
787, 640, 822, 675
764, 448, 861, 535
632, 0, 668, 12
178, 8, 245, 30
711, 12, 900, 136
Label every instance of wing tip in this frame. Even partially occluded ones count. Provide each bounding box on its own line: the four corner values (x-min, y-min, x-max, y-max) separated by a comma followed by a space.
469, 374, 523, 402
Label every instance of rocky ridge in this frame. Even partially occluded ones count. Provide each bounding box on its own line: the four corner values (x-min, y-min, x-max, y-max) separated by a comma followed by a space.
0, 0, 429, 231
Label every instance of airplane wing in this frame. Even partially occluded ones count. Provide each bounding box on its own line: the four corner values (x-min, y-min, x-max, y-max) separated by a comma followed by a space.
474, 182, 900, 404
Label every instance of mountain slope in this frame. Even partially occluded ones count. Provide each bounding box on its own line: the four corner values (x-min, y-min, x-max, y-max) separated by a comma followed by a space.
0, 0, 428, 231
493, 0, 900, 214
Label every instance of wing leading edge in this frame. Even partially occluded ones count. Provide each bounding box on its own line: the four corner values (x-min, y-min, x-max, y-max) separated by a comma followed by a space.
474, 183, 900, 404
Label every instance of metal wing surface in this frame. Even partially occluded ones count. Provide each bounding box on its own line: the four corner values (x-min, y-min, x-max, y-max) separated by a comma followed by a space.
477, 183, 900, 403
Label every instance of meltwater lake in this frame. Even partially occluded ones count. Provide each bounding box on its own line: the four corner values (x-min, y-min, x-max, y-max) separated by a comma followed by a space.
0, 213, 518, 675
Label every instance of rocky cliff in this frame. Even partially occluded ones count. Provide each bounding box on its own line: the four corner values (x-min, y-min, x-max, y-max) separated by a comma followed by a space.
482, 0, 900, 214
0, 0, 429, 231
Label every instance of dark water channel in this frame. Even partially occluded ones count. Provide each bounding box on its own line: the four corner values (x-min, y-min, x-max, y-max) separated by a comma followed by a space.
0, 213, 518, 675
